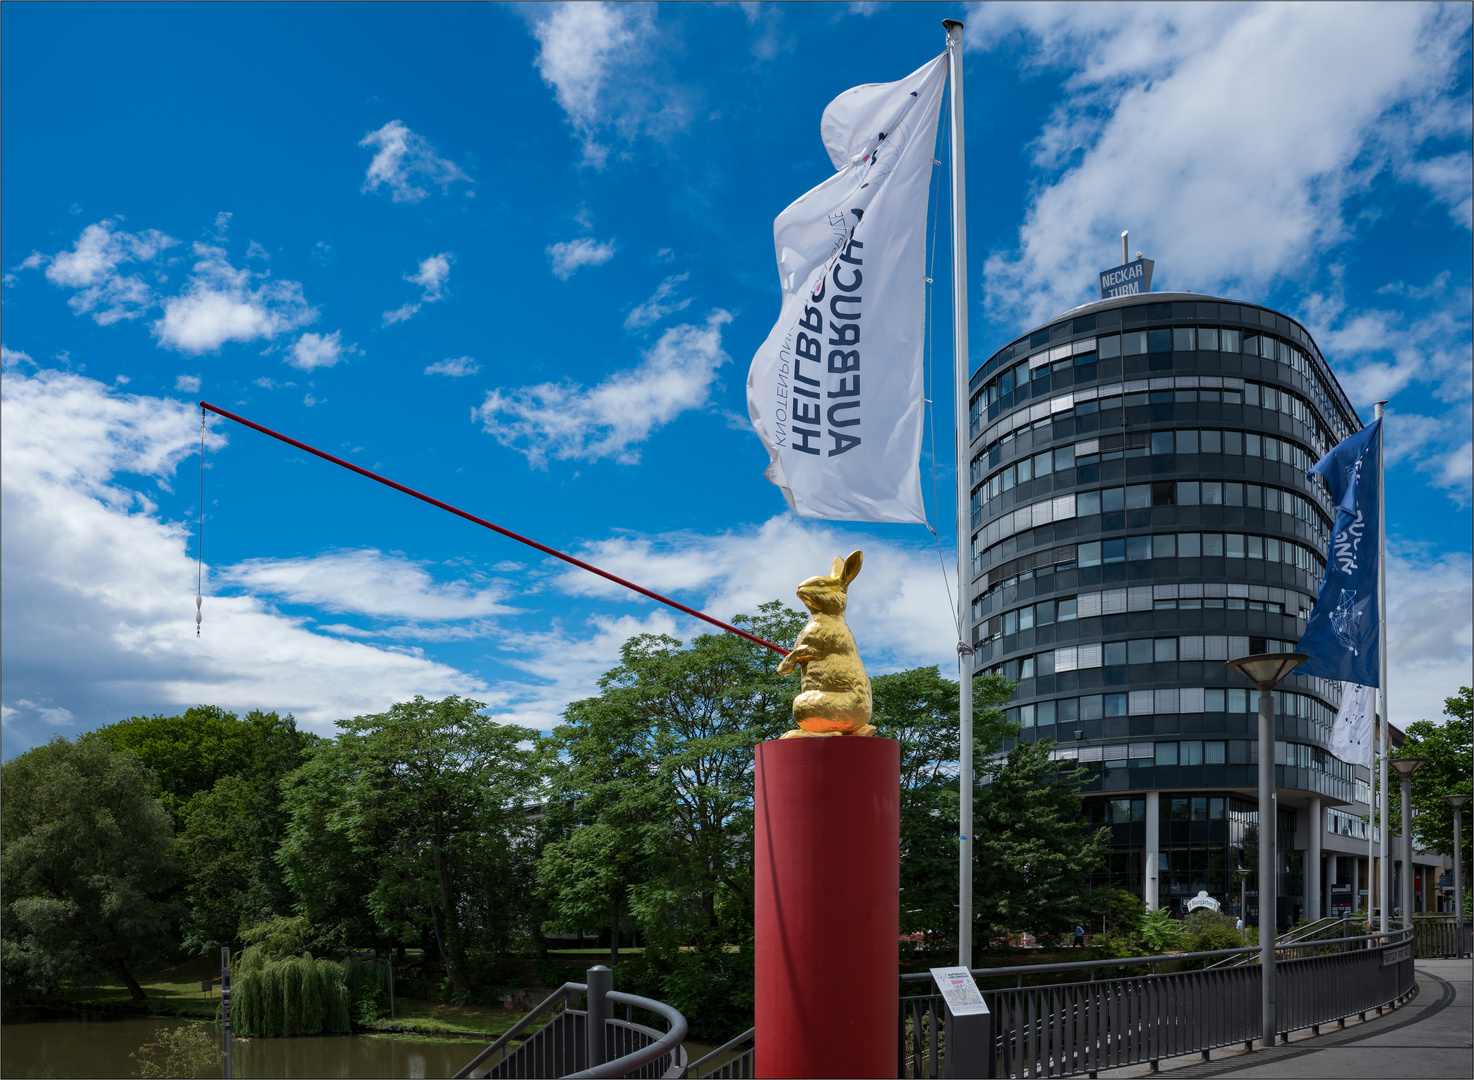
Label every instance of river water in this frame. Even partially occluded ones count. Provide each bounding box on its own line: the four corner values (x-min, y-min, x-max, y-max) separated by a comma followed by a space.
1, 1008, 476, 1078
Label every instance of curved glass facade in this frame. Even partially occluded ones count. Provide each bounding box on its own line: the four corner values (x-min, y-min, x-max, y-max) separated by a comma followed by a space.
969, 293, 1364, 921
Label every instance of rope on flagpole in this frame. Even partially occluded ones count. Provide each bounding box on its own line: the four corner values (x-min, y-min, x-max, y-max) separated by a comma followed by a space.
197, 401, 789, 657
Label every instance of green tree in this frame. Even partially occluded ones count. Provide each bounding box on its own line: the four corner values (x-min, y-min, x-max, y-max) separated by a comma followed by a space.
1400, 687, 1473, 872
540, 604, 805, 963
277, 741, 385, 957
872, 666, 1015, 953
90, 708, 316, 954
1, 738, 177, 999
973, 739, 1111, 952
280, 696, 544, 991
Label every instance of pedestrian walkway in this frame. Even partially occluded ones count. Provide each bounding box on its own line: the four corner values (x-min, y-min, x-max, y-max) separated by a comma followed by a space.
1100, 959, 1472, 1079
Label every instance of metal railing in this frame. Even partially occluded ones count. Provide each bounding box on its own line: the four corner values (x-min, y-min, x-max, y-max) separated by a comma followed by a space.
899, 927, 1416, 1078
454, 967, 687, 1080
682, 1027, 754, 1078
1412, 915, 1473, 958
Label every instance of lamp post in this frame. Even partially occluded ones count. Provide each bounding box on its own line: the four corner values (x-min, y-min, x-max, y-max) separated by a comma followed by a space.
1226, 651, 1306, 1050
1389, 758, 1428, 927
1236, 867, 1253, 937
1442, 795, 1471, 936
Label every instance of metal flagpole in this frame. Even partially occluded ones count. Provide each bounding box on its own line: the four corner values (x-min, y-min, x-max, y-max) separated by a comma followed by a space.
1376, 400, 1389, 935
943, 16, 974, 969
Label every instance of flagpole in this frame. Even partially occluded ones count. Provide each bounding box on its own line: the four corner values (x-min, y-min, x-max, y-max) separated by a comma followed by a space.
943, 17, 974, 969
1375, 400, 1389, 935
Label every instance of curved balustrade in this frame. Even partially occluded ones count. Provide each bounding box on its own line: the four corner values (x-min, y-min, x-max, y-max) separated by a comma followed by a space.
899, 926, 1416, 1078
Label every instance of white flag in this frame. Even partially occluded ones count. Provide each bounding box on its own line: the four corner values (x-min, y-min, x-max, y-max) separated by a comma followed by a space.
746, 55, 947, 523
1330, 681, 1375, 767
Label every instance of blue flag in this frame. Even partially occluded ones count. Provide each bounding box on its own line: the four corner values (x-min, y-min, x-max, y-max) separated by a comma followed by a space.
1296, 418, 1382, 685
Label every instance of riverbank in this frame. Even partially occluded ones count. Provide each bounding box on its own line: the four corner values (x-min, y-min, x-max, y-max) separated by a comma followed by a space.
32, 955, 539, 1041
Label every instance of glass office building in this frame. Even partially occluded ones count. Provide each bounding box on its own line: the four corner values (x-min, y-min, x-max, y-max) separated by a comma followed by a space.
968, 291, 1367, 925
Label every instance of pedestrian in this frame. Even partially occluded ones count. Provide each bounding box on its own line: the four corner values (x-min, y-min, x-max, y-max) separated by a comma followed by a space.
1235, 915, 1244, 933
1072, 924, 1085, 948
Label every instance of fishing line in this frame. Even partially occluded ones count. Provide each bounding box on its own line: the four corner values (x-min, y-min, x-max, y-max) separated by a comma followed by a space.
196, 405, 205, 637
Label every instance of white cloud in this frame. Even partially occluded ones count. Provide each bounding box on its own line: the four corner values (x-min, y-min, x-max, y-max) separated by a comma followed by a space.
473, 309, 732, 467
425, 356, 480, 377
0, 368, 489, 744
973, 2, 1473, 325
288, 330, 355, 371
382, 303, 421, 326
359, 120, 471, 203
1385, 544, 1474, 729
11, 699, 76, 727
221, 548, 518, 622
547, 237, 616, 279
528, 2, 685, 167
552, 514, 961, 676
625, 273, 692, 329
22, 219, 178, 325
407, 253, 452, 299
175, 374, 201, 393
382, 252, 454, 325
2, 346, 35, 370
154, 243, 317, 354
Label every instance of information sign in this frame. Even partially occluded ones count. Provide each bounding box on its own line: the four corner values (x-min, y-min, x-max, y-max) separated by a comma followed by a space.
929, 966, 989, 1016
1098, 258, 1154, 298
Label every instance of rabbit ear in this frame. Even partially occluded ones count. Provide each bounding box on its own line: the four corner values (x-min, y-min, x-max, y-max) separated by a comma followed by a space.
830, 555, 846, 579
839, 549, 863, 585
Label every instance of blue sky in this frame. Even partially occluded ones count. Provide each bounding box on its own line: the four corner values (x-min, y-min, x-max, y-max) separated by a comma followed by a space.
3, 1, 1470, 754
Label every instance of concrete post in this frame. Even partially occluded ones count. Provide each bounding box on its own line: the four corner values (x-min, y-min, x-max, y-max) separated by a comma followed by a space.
1308, 796, 1322, 924
1145, 790, 1160, 910
1325, 853, 1337, 918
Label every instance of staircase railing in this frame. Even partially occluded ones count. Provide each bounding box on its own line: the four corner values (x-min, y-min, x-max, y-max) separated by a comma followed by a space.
454, 966, 687, 1080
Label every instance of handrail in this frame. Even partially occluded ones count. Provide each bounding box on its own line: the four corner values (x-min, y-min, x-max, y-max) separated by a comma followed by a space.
899, 926, 1412, 985
565, 989, 688, 1079
452, 982, 580, 1079
682, 1027, 754, 1078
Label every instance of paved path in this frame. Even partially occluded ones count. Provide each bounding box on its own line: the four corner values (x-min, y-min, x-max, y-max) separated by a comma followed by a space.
1100, 959, 1471, 1079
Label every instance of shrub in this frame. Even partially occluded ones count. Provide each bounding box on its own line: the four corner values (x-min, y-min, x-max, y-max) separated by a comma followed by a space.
1140, 908, 1180, 954
130, 1023, 218, 1079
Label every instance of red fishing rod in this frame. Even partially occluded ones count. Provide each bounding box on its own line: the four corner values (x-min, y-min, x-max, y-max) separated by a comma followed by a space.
199, 401, 788, 656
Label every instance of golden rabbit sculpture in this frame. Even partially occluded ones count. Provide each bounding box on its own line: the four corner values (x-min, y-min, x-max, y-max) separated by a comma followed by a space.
777, 550, 875, 738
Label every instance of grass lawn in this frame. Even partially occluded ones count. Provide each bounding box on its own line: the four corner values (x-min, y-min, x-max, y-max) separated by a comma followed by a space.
44, 956, 543, 1039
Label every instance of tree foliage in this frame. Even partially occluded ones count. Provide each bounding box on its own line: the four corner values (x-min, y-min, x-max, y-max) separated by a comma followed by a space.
973, 739, 1111, 951
278, 696, 544, 992
873, 666, 1015, 951
537, 602, 804, 1032
1401, 687, 1473, 871
1, 737, 177, 999
89, 708, 316, 954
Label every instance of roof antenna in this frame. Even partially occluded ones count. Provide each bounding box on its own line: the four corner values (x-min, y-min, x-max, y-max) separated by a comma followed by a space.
196, 406, 205, 637
1121, 230, 1128, 265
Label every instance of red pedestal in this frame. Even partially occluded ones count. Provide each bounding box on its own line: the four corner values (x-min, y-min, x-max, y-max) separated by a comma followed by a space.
754, 736, 899, 1079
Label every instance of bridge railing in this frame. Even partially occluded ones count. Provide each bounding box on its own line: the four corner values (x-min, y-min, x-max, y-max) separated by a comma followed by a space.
454, 967, 687, 1080
1412, 915, 1472, 958
898, 926, 1415, 1079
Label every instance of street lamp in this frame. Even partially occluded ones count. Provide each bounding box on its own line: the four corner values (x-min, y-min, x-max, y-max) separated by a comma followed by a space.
1442, 794, 1471, 943
1236, 867, 1253, 936
1225, 651, 1306, 1050
1389, 757, 1428, 928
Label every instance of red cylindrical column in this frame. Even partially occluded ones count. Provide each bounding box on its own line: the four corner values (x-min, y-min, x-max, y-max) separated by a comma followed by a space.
754, 736, 899, 1079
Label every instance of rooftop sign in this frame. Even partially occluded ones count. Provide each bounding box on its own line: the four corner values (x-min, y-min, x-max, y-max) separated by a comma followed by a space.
1099, 257, 1154, 299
